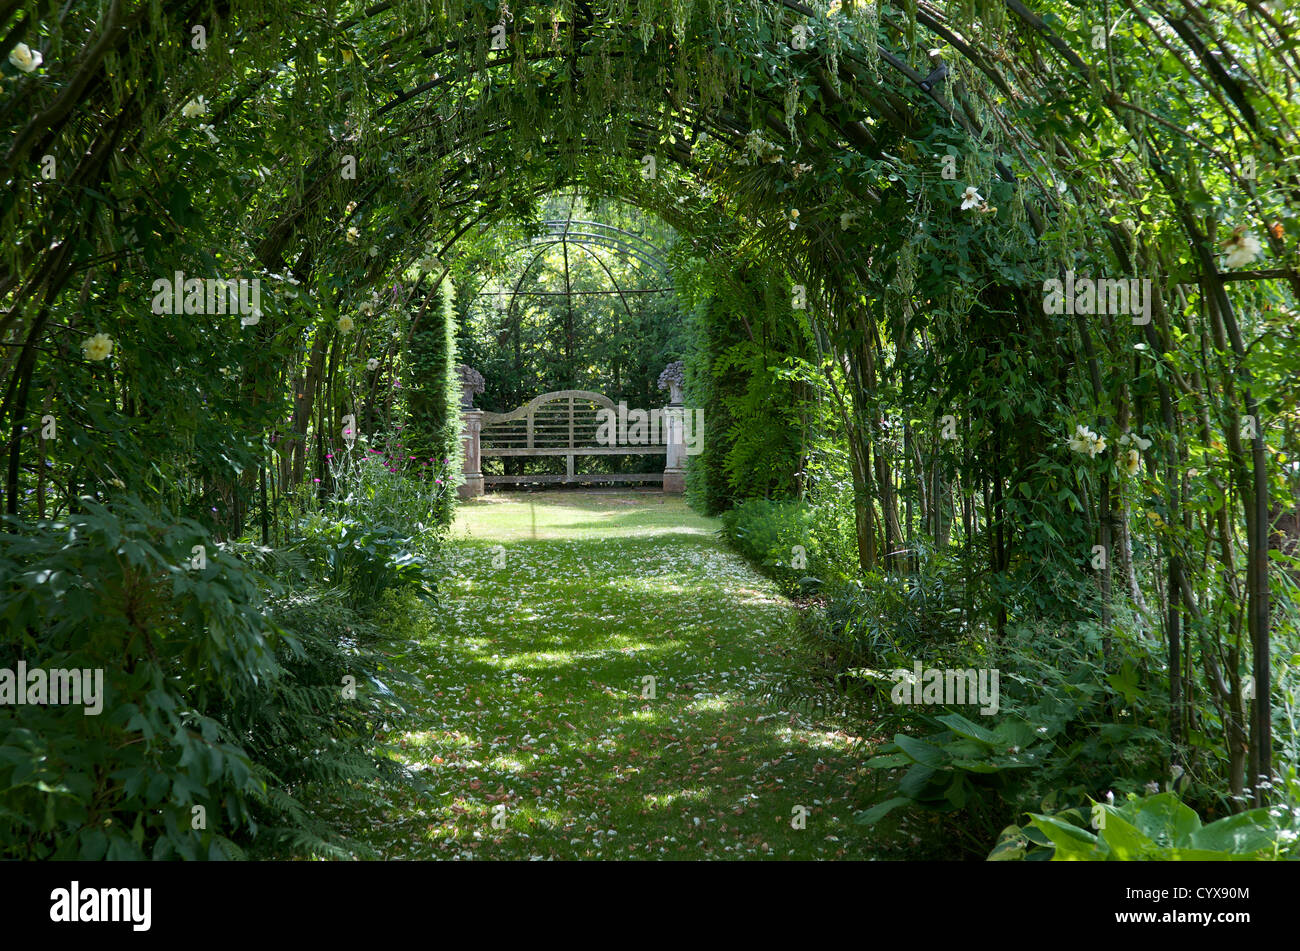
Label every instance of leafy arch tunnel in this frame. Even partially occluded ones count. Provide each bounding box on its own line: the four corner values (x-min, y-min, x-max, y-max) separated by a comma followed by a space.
2, 0, 1298, 859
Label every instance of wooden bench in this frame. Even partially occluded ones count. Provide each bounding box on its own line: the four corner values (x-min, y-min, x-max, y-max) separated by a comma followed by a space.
476, 389, 667, 487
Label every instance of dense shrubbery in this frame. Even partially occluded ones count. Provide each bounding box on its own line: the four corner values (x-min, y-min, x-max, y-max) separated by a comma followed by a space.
851, 617, 1172, 855
719, 499, 819, 594
677, 254, 812, 515
717, 493, 858, 596
0, 498, 279, 858
237, 586, 423, 858
0, 443, 451, 859
722, 481, 1300, 859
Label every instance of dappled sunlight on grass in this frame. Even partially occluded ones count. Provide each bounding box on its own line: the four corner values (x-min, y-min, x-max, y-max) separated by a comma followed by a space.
643, 788, 710, 810
343, 490, 877, 859
686, 695, 733, 714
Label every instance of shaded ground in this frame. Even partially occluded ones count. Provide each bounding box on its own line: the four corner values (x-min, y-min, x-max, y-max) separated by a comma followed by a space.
350, 489, 875, 859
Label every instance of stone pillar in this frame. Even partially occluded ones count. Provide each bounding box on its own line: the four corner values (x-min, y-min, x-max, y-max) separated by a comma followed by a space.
459, 409, 484, 499
663, 398, 686, 494
456, 364, 486, 500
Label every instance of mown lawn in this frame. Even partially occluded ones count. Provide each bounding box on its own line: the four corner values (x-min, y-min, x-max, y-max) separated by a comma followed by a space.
349, 489, 876, 859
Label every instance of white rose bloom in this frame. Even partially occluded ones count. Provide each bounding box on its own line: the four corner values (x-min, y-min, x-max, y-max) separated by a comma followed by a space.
8, 42, 42, 73
1068, 424, 1094, 454
1222, 229, 1262, 268
367, 358, 380, 371
346, 226, 360, 245
1124, 448, 1141, 475
337, 315, 355, 333
181, 97, 208, 118
960, 186, 984, 211
81, 333, 113, 361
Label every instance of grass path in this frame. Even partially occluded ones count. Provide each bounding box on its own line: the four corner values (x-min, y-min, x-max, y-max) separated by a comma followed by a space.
353, 489, 874, 859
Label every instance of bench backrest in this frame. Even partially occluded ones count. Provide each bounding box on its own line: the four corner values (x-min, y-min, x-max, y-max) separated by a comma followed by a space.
479, 389, 665, 453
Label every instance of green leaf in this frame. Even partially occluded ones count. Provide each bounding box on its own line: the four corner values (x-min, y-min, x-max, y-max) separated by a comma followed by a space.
1187, 810, 1278, 856
893, 733, 948, 768
855, 796, 912, 826
1129, 792, 1201, 846
936, 712, 998, 745
1096, 810, 1158, 860
898, 762, 940, 799
1028, 814, 1104, 861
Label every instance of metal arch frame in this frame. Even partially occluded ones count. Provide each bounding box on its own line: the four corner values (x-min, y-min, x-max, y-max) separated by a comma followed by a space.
467, 215, 676, 476
534, 219, 672, 276
523, 235, 666, 283
466, 214, 676, 321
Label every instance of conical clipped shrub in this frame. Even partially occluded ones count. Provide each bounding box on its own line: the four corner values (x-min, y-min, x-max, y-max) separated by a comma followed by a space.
685, 262, 805, 515
402, 280, 461, 524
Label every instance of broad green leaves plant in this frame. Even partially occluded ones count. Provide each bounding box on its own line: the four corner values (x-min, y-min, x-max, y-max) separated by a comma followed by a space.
991, 792, 1300, 861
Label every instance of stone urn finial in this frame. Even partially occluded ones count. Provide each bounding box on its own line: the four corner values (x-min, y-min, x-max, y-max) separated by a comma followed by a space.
657, 361, 686, 405
457, 364, 485, 409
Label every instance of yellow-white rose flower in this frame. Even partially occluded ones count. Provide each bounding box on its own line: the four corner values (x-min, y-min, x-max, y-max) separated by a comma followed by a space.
1124, 448, 1141, 476
1222, 227, 1262, 268
1068, 424, 1095, 454
337, 315, 355, 333
1067, 423, 1106, 458
181, 97, 208, 118
81, 333, 113, 362
8, 42, 42, 73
